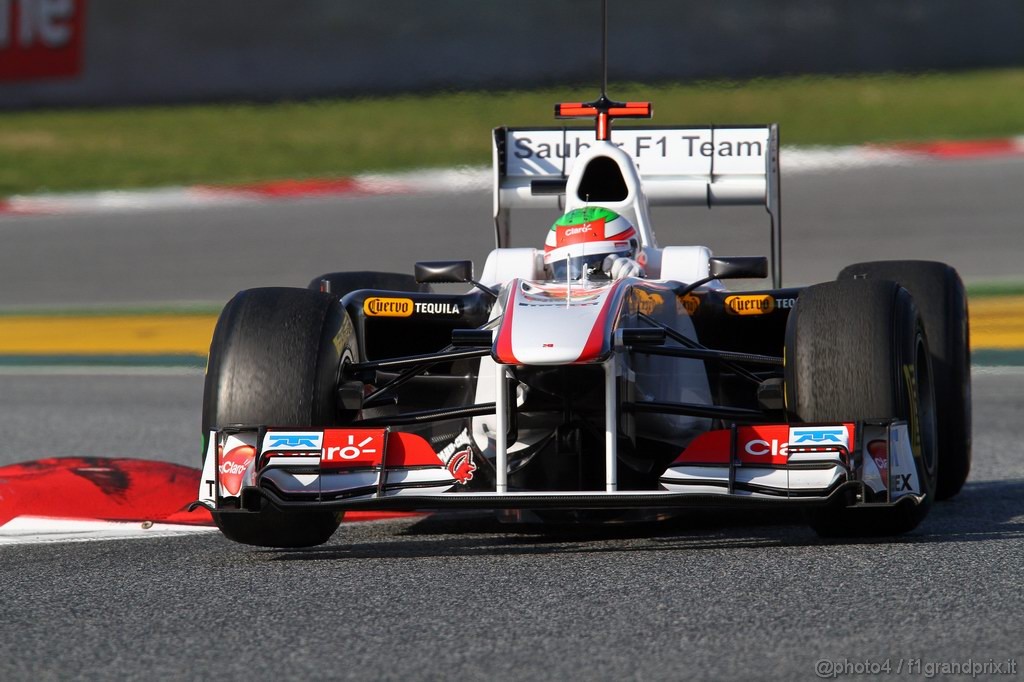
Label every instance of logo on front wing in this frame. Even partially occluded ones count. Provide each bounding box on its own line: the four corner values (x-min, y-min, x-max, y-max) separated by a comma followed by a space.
322, 434, 378, 462
437, 428, 477, 484
320, 429, 386, 468
744, 439, 789, 457
219, 444, 255, 496
789, 427, 848, 446
742, 427, 849, 458
446, 448, 477, 484
263, 429, 388, 468
265, 432, 323, 451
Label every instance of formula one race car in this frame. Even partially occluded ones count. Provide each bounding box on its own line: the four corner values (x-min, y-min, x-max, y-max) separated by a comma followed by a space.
195, 90, 971, 548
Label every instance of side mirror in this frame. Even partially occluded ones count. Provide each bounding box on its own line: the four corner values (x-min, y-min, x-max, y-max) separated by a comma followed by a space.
415, 260, 473, 284
709, 256, 768, 280
676, 256, 769, 298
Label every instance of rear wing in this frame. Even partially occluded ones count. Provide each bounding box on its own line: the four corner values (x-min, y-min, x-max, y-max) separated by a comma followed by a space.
492, 125, 783, 287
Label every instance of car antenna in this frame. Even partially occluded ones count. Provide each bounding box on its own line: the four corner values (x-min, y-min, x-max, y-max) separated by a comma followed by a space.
599, 0, 609, 101
553, 0, 652, 141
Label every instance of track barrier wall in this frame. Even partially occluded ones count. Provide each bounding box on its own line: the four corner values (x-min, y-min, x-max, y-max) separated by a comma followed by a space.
2, 0, 1023, 109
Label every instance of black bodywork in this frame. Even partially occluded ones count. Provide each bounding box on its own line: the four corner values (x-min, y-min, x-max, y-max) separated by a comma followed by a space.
336, 281, 804, 494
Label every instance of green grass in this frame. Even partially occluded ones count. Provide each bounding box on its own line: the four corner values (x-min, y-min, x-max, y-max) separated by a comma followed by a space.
966, 281, 1024, 298
2, 68, 1024, 196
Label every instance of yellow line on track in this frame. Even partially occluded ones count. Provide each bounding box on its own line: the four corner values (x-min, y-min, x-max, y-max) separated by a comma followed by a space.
0, 295, 1019, 356
0, 315, 217, 355
969, 295, 1024, 349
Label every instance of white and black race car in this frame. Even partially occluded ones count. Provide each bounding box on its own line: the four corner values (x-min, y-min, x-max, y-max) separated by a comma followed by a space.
195, 91, 971, 548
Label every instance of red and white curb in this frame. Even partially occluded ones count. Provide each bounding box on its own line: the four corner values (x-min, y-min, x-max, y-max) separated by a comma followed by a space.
785, 136, 1024, 171
0, 166, 491, 217
0, 457, 421, 546
0, 513, 420, 546
0, 516, 217, 546
2, 137, 1022, 217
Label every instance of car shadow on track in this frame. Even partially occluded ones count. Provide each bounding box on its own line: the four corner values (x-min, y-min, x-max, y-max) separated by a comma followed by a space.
260, 479, 1024, 562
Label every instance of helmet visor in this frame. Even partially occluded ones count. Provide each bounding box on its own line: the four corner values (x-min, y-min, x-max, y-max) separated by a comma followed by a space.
544, 253, 615, 281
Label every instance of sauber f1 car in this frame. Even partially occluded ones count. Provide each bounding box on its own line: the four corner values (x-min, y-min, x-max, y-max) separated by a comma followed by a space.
195, 90, 971, 548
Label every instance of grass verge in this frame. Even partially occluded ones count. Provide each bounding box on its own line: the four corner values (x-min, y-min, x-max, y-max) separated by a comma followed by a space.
2, 68, 1024, 196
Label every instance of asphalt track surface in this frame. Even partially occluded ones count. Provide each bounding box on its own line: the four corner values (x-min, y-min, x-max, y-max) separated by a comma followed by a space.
1, 158, 1023, 680
0, 370, 1022, 681
0, 157, 1022, 308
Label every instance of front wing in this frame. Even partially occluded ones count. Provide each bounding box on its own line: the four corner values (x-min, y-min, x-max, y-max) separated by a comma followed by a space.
195, 419, 925, 515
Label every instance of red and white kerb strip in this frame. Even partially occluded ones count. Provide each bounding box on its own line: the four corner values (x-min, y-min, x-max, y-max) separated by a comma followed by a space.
3, 137, 1023, 216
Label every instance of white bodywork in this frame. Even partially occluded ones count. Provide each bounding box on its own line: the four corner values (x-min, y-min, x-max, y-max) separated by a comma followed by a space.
468, 126, 780, 492
497, 279, 619, 365
492, 124, 782, 286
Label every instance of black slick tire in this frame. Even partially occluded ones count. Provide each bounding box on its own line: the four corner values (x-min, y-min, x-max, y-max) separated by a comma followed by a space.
785, 279, 938, 537
837, 260, 970, 499
202, 287, 358, 548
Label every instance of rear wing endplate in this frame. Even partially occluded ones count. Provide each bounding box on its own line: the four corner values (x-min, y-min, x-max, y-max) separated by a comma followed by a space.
492, 125, 782, 287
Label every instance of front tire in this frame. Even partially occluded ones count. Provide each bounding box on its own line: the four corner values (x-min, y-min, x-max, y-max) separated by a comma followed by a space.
837, 260, 970, 499
203, 287, 358, 548
785, 279, 938, 537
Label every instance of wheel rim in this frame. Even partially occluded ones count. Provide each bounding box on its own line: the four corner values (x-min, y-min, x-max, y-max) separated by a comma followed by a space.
914, 334, 938, 483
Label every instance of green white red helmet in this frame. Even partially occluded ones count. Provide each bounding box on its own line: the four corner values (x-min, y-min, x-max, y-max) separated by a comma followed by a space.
543, 207, 640, 280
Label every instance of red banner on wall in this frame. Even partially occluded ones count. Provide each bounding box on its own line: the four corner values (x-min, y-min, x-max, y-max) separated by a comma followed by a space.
0, 0, 86, 81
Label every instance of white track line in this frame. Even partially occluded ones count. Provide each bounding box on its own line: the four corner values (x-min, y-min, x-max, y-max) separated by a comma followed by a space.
972, 365, 1024, 376
0, 516, 217, 546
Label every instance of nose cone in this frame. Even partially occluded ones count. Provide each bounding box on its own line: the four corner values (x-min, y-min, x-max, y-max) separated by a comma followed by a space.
493, 280, 620, 365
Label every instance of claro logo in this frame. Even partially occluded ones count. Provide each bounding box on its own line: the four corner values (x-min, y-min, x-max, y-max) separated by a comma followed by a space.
746, 427, 850, 457
563, 226, 592, 237
364, 297, 413, 318
745, 439, 789, 457
0, 0, 86, 81
218, 444, 255, 496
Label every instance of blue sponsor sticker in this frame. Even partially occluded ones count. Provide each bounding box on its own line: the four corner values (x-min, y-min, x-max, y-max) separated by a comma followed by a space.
265, 432, 323, 451
789, 427, 847, 445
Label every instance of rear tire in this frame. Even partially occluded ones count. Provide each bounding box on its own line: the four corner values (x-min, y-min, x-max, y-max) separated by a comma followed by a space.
837, 260, 970, 499
785, 279, 938, 537
202, 287, 358, 548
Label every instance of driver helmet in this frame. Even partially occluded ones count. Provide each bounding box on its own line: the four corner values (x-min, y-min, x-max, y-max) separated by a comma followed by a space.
543, 207, 642, 280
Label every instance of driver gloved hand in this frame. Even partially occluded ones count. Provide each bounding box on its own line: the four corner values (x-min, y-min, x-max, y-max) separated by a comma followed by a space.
603, 254, 644, 280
